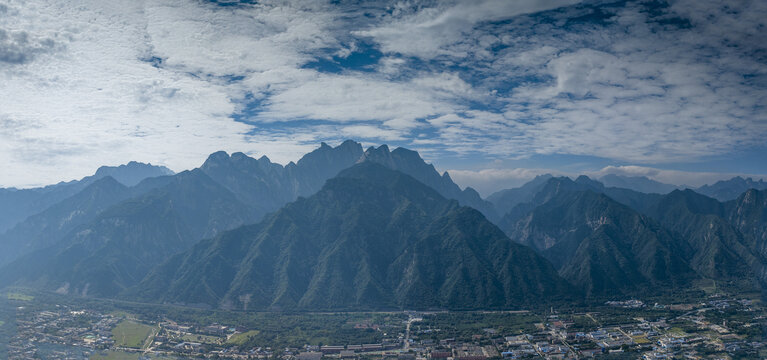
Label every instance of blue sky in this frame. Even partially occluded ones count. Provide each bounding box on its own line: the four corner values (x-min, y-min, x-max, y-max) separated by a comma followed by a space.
0, 0, 765, 195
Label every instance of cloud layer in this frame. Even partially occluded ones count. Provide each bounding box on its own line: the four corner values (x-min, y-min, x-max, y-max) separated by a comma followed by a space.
0, 0, 765, 188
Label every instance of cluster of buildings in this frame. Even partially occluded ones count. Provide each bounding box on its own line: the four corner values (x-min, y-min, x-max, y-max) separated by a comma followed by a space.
4, 294, 767, 360
7, 306, 117, 359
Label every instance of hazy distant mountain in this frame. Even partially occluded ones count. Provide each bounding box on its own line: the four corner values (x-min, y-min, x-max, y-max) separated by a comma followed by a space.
0, 170, 258, 297
0, 162, 173, 232
487, 174, 553, 216
93, 161, 174, 187
494, 175, 663, 224
131, 163, 573, 310
0, 177, 131, 267
696, 177, 767, 201
599, 174, 679, 194
501, 178, 695, 296
361, 145, 498, 221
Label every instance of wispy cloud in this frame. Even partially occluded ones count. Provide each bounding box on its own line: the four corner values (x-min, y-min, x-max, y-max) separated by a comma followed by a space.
0, 0, 765, 187
354, 0, 581, 59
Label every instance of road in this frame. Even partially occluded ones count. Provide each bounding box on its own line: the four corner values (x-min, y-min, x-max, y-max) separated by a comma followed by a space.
404, 315, 422, 350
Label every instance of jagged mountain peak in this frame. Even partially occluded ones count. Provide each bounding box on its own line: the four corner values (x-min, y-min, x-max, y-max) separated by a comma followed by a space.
231, 151, 249, 159
360, 144, 395, 167
92, 161, 174, 187
696, 176, 767, 201
94, 160, 171, 175
574, 175, 604, 189
486, 174, 556, 217
357, 144, 497, 220
297, 140, 363, 166
202, 150, 232, 167
201, 151, 282, 178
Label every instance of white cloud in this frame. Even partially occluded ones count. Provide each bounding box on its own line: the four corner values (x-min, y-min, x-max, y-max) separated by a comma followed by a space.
355, 0, 581, 59
0, 0, 340, 187
446, 167, 564, 197
590, 165, 767, 188
426, 1, 767, 163
0, 0, 765, 189
253, 73, 451, 128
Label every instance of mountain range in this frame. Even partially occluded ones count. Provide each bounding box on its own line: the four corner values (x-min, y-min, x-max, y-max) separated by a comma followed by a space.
500, 177, 695, 297
598, 174, 680, 194
1, 140, 766, 310
593, 174, 767, 202
696, 177, 767, 201
131, 163, 572, 310
0, 162, 173, 233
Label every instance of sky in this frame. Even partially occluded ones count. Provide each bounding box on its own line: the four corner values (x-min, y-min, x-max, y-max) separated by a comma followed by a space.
1, 0, 765, 196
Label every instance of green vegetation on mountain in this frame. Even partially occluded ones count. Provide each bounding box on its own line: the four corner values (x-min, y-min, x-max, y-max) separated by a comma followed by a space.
2, 142, 767, 309
0, 141, 520, 305
726, 189, 767, 255
646, 189, 766, 289
132, 162, 574, 310
503, 184, 695, 297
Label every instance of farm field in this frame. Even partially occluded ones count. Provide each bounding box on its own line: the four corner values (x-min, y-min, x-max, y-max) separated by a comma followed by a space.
112, 320, 156, 348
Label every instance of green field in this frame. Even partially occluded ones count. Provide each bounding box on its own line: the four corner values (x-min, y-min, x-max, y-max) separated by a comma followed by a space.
417, 312, 541, 341
112, 320, 155, 348
226, 330, 260, 346
6, 293, 34, 301
632, 336, 651, 345
0, 320, 4, 326
109, 311, 134, 318
695, 278, 718, 294
181, 333, 223, 344
667, 327, 687, 337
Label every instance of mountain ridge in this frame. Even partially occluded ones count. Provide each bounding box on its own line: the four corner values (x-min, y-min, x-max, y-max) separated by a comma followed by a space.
129, 162, 575, 310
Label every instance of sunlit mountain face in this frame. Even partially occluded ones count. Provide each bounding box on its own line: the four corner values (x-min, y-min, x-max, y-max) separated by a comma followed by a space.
2, 1, 767, 359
